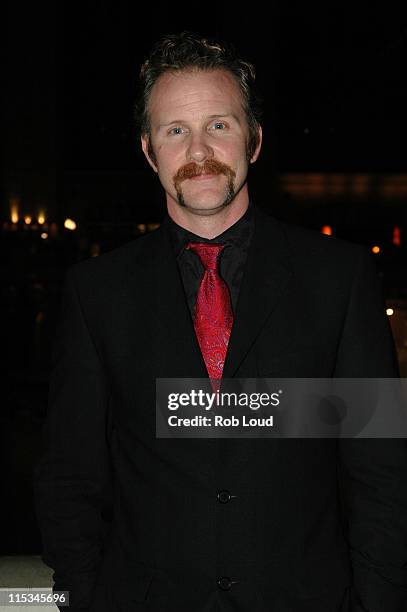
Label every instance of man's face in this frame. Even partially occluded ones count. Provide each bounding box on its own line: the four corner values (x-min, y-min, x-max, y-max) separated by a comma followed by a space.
141, 68, 262, 216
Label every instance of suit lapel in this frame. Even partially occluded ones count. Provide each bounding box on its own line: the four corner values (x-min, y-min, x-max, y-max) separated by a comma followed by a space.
222, 208, 293, 378
151, 222, 208, 379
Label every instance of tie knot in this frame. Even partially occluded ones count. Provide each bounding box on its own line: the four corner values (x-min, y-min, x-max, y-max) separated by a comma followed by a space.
186, 242, 225, 271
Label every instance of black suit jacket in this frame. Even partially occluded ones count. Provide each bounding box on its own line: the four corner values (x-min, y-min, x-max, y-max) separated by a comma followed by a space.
33, 207, 407, 612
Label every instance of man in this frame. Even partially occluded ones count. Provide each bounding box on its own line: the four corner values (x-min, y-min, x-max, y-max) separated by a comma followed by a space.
34, 32, 407, 611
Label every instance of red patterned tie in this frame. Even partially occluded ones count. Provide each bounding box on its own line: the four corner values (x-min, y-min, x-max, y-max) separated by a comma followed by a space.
187, 242, 234, 381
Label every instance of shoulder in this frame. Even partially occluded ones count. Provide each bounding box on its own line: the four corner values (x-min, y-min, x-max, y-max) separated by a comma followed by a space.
255, 206, 369, 270
64, 226, 164, 291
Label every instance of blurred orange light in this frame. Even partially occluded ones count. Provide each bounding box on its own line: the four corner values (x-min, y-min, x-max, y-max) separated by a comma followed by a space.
24, 215, 32, 225
372, 245, 380, 254
321, 225, 332, 236
38, 212, 46, 225
10, 198, 19, 223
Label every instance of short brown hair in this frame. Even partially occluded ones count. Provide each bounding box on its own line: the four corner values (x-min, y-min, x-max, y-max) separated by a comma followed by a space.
136, 31, 262, 160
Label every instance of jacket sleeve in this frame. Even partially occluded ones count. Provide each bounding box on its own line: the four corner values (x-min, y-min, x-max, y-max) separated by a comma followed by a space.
334, 248, 407, 611
33, 267, 111, 611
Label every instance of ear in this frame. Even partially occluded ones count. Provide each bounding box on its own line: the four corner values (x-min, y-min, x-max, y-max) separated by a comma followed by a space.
141, 134, 158, 173
250, 125, 263, 164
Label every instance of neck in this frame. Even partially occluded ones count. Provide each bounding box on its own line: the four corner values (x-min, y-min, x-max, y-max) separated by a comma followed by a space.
167, 190, 250, 239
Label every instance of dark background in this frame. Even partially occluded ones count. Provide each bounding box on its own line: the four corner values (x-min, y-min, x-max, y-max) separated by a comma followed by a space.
2, 3, 407, 554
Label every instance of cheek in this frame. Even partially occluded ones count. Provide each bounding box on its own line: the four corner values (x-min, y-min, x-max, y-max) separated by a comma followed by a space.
155, 150, 175, 176
216, 139, 248, 162
156, 145, 184, 170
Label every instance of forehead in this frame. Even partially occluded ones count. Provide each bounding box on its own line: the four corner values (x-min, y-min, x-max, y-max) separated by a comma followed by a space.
148, 68, 245, 121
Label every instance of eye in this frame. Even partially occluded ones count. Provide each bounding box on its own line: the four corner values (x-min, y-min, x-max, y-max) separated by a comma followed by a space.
168, 126, 185, 135
211, 122, 227, 130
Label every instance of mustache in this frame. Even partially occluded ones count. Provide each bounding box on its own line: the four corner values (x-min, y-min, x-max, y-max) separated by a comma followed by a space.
173, 159, 236, 185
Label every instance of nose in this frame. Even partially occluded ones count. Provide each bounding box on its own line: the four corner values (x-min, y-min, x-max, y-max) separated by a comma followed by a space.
186, 131, 214, 163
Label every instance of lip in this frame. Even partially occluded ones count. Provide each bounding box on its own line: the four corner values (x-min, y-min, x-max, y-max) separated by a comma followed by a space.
189, 174, 218, 181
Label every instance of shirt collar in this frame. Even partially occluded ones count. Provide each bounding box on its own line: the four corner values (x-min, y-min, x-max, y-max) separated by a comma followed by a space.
165, 201, 254, 258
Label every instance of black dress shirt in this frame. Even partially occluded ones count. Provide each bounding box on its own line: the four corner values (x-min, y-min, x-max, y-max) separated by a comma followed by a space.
165, 203, 254, 317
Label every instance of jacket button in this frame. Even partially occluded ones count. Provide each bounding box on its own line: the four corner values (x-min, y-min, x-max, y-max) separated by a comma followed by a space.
217, 576, 232, 591
217, 490, 232, 503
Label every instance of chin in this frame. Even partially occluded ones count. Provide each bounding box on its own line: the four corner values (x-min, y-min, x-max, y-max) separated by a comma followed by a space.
181, 198, 233, 214
180, 186, 236, 211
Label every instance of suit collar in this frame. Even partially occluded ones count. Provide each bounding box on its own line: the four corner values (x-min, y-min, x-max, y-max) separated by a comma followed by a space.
151, 222, 208, 378
163, 201, 254, 258
222, 207, 293, 377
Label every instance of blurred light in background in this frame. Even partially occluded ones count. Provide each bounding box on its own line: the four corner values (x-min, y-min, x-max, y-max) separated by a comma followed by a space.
24, 215, 32, 225
90, 243, 100, 257
40, 232, 48, 240
372, 245, 381, 254
38, 212, 46, 225
64, 218, 77, 230
10, 198, 19, 223
49, 222, 58, 237
386, 308, 394, 316
393, 226, 401, 247
321, 225, 332, 236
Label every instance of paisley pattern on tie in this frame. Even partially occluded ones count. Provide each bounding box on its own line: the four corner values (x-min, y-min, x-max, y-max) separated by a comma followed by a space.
187, 243, 234, 381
